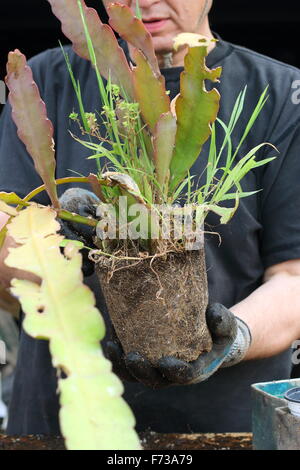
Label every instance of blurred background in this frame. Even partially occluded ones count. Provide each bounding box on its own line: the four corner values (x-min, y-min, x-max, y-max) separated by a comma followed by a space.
0, 0, 300, 408
1, 0, 300, 91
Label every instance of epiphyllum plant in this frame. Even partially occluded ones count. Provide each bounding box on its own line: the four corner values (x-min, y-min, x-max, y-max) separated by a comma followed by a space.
0, 0, 274, 447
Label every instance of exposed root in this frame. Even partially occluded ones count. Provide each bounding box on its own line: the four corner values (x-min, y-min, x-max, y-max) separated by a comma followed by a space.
149, 254, 164, 302
89, 230, 212, 301
95, 243, 212, 364
89, 238, 187, 277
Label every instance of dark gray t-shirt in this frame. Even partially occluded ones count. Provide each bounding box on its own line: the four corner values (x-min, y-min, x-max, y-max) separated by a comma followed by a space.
1, 37, 300, 434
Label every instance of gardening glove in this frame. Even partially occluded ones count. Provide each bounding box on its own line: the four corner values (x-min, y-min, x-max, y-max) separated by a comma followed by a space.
106, 303, 252, 389
58, 188, 100, 277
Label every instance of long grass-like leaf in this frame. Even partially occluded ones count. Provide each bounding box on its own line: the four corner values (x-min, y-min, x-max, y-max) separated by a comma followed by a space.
171, 176, 196, 203
60, 43, 89, 132
213, 144, 275, 202
47, 0, 134, 100
205, 122, 217, 195
217, 190, 259, 201
231, 86, 269, 163
5, 50, 59, 208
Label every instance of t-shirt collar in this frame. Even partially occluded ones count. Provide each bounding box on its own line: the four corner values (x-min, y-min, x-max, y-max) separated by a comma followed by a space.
119, 32, 233, 74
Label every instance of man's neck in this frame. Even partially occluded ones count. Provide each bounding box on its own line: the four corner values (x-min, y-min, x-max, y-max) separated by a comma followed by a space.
128, 19, 215, 69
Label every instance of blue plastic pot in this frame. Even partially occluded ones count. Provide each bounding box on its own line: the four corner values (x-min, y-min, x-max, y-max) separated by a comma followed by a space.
252, 378, 300, 450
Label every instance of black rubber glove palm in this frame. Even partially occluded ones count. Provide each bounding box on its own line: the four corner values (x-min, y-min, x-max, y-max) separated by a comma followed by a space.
106, 303, 249, 389
59, 188, 100, 277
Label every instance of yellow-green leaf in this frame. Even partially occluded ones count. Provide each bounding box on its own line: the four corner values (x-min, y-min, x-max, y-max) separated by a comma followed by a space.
5, 205, 141, 450
0, 225, 8, 252
208, 196, 239, 224
0, 192, 26, 206
0, 201, 18, 217
173, 33, 216, 51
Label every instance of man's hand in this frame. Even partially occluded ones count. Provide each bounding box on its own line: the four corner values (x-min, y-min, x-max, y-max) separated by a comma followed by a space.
106, 304, 252, 389
59, 188, 100, 277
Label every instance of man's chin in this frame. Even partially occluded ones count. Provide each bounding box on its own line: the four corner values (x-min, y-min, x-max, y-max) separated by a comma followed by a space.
152, 36, 175, 57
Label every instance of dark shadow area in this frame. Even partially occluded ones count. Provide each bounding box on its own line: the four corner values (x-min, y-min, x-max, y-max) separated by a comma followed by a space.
1, 0, 300, 84
1, 1, 300, 110
210, 0, 300, 68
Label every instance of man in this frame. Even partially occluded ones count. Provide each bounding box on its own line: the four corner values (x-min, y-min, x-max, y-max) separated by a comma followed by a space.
1, 0, 300, 434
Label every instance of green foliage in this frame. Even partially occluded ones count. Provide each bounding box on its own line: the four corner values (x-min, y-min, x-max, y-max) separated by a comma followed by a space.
192, 86, 275, 212
135, 0, 142, 21
153, 112, 177, 188
48, 0, 134, 100
4, 205, 141, 450
1, 1, 275, 250
0, 1, 277, 450
67, 1, 274, 246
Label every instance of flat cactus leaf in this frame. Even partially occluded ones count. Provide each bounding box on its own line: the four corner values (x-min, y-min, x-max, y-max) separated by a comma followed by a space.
87, 173, 107, 203
107, 3, 161, 78
5, 205, 141, 450
0, 192, 27, 206
0, 201, 18, 217
47, 0, 134, 100
153, 112, 177, 187
173, 33, 215, 51
5, 50, 59, 208
132, 48, 170, 133
169, 46, 222, 193
0, 213, 10, 252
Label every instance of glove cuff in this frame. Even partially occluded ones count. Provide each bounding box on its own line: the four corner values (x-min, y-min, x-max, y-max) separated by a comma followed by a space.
221, 317, 252, 368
